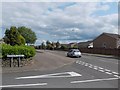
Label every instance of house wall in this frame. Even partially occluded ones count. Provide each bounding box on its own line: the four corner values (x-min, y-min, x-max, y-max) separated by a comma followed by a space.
93, 34, 117, 49
117, 39, 120, 48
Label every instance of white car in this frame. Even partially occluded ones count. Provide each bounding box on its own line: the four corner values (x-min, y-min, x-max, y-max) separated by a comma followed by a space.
67, 49, 81, 58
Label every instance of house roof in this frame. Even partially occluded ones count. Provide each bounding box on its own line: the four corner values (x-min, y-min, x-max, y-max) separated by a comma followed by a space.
78, 41, 93, 47
69, 42, 77, 45
103, 33, 120, 39
93, 33, 120, 42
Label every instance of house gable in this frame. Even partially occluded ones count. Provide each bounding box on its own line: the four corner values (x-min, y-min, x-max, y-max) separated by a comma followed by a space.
93, 33, 118, 49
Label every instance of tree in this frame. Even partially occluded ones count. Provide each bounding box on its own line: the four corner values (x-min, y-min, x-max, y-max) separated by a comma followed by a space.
51, 42, 56, 50
41, 42, 46, 50
46, 40, 52, 50
46, 40, 51, 46
4, 26, 25, 46
56, 41, 60, 49
18, 26, 37, 45
18, 35, 26, 45
4, 29, 10, 44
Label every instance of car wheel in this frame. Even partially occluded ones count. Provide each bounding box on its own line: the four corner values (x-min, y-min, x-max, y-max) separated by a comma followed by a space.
79, 56, 81, 58
67, 54, 69, 57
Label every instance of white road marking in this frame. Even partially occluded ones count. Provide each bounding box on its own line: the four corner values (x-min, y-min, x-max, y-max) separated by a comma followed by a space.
71, 78, 118, 84
114, 75, 120, 78
89, 64, 93, 68
105, 72, 112, 75
98, 67, 104, 69
85, 63, 88, 66
76, 61, 118, 78
78, 61, 81, 64
81, 62, 85, 65
99, 69, 105, 72
93, 67, 98, 70
93, 66, 98, 70
112, 72, 119, 75
76, 60, 79, 63
0, 83, 47, 88
105, 69, 111, 72
16, 71, 82, 79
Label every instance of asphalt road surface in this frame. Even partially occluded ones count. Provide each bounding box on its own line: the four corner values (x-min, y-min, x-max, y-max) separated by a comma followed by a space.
1, 50, 119, 88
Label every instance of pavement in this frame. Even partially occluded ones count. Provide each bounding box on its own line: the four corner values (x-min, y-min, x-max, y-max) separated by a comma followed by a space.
82, 53, 119, 59
1, 50, 119, 88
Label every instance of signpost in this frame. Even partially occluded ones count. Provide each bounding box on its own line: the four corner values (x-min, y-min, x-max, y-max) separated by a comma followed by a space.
7, 55, 24, 67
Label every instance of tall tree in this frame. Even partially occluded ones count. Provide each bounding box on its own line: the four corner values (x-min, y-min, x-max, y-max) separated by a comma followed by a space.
46, 40, 52, 50
56, 41, 60, 49
4, 26, 25, 46
41, 42, 46, 49
51, 42, 56, 50
18, 26, 37, 45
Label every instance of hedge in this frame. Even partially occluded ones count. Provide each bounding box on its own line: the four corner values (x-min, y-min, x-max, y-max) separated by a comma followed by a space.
1, 44, 36, 58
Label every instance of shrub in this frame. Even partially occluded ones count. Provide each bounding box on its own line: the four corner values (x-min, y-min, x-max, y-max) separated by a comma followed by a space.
60, 45, 68, 50
2, 44, 36, 58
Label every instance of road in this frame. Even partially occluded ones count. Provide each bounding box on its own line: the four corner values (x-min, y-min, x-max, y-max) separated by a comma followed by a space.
1, 50, 119, 88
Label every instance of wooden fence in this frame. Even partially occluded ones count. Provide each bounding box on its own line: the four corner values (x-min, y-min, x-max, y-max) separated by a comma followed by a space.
79, 48, 120, 56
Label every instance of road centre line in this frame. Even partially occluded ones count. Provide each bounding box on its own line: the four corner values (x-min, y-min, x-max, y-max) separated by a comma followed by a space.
81, 62, 85, 65
99, 69, 105, 72
98, 67, 104, 69
76, 60, 79, 63
85, 63, 88, 66
78, 62, 81, 64
0, 83, 47, 88
93, 66, 98, 70
76, 60, 119, 78
114, 75, 120, 78
89, 64, 93, 68
105, 69, 111, 72
93, 67, 98, 70
71, 78, 119, 84
112, 72, 119, 75
105, 72, 112, 75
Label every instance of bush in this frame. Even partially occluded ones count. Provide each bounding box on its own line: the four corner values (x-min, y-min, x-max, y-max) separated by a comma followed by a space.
60, 45, 68, 50
1, 44, 36, 58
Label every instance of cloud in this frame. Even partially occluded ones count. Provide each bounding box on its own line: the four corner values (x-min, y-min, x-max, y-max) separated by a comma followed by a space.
2, 2, 118, 44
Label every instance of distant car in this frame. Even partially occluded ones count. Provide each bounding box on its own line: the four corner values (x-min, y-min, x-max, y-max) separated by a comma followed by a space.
67, 49, 81, 58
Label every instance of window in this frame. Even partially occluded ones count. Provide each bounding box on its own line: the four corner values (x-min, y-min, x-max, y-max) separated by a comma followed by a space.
102, 42, 106, 48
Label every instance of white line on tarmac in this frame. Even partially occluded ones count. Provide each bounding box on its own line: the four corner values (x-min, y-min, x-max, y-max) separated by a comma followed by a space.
85, 63, 88, 66
89, 64, 93, 68
81, 62, 85, 65
112, 72, 119, 75
105, 69, 111, 72
99, 69, 105, 72
98, 67, 104, 69
76, 60, 79, 63
16, 71, 82, 79
71, 78, 118, 84
0, 83, 47, 88
105, 72, 112, 75
78, 62, 81, 64
93, 66, 98, 70
93, 67, 98, 70
114, 75, 120, 78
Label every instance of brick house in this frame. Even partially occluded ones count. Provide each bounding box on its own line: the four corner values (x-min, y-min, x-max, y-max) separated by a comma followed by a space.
93, 33, 120, 49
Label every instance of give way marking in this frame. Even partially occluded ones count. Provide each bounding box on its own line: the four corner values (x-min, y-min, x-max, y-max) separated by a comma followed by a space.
16, 71, 82, 79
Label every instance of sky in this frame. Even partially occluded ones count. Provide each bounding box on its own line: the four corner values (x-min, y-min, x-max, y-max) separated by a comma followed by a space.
1, 1, 119, 45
